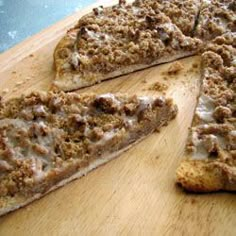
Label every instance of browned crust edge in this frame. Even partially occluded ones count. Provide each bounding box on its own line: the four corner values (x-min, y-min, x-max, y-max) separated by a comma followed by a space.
176, 160, 236, 192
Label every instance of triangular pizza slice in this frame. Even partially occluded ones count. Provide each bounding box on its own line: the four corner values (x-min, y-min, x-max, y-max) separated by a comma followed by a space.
139, 0, 201, 36
53, 0, 202, 91
0, 91, 177, 216
195, 0, 236, 40
177, 32, 236, 192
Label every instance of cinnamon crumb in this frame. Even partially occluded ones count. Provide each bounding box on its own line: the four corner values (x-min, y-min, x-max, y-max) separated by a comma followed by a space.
148, 82, 168, 92
167, 61, 184, 75
2, 88, 9, 95
192, 63, 198, 69
16, 81, 24, 86
190, 198, 197, 204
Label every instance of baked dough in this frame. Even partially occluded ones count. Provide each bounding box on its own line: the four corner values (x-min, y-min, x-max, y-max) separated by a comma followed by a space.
0, 91, 177, 216
177, 32, 236, 192
53, 0, 201, 91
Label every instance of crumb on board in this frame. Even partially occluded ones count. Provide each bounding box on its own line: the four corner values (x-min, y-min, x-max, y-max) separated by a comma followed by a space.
12, 71, 16, 74
148, 81, 168, 92
167, 61, 184, 75
192, 62, 198, 69
29, 54, 34, 57
190, 198, 197, 204
2, 88, 9, 95
16, 81, 24, 86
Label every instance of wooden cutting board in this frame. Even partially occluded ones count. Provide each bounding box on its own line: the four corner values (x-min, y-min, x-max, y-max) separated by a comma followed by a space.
0, 1, 235, 235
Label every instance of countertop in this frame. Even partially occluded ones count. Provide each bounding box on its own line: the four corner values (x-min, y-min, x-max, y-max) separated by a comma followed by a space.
0, 0, 96, 53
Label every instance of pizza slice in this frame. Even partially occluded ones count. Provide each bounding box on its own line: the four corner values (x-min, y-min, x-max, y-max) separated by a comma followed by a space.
137, 0, 201, 36
0, 91, 177, 216
195, 0, 236, 40
53, 0, 202, 91
176, 33, 236, 192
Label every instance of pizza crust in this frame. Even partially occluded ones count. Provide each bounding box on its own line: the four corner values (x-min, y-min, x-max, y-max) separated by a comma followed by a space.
177, 159, 236, 192
53, 0, 202, 91
0, 115, 171, 217
0, 138, 141, 216
0, 91, 177, 216
176, 33, 236, 192
54, 36, 196, 91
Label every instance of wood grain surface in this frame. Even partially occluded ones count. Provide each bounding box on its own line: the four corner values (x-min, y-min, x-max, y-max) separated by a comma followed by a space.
0, 1, 235, 235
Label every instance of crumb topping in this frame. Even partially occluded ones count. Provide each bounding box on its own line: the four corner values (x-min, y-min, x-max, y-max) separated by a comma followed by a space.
167, 61, 184, 75
0, 92, 177, 198
55, 0, 201, 82
148, 82, 168, 92
196, 0, 236, 40
136, 0, 201, 36
187, 33, 236, 165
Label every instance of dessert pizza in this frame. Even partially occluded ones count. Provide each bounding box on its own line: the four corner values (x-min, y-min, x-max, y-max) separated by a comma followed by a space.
176, 32, 236, 192
195, 0, 236, 40
1, 0, 236, 218
0, 91, 177, 216
53, 0, 201, 91
140, 0, 202, 36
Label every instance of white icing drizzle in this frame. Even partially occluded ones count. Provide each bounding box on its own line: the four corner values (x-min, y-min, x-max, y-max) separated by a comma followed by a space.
0, 160, 12, 170
52, 97, 62, 106
132, 6, 140, 15
124, 116, 138, 128
191, 131, 209, 160
38, 121, 47, 128
196, 95, 215, 122
0, 119, 61, 182
232, 57, 236, 67
71, 52, 80, 67
31, 157, 45, 182
202, 0, 211, 5
230, 130, 236, 137
137, 96, 153, 113
162, 23, 175, 32
34, 105, 46, 114
97, 93, 122, 107
95, 129, 116, 146
87, 30, 100, 40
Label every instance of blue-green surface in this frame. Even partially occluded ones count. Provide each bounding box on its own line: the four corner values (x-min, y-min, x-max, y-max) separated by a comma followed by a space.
0, 0, 96, 53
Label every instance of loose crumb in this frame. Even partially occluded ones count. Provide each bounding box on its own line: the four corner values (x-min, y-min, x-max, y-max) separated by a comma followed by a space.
12, 71, 16, 74
167, 61, 184, 75
148, 81, 168, 92
192, 62, 198, 69
2, 88, 9, 95
190, 198, 197, 204
16, 81, 24, 86
29, 54, 34, 57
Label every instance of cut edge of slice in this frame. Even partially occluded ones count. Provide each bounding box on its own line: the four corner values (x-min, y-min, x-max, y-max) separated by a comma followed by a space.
53, 1, 203, 92
0, 138, 142, 217
0, 93, 177, 216
54, 35, 197, 92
